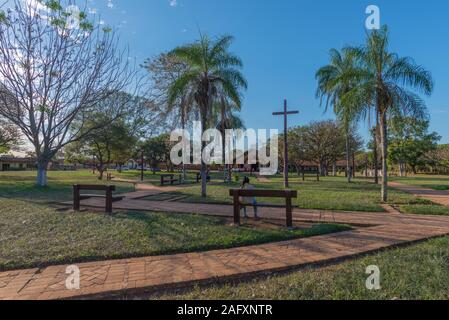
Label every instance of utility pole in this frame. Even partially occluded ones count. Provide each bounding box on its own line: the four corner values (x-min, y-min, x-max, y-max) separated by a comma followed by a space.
273, 99, 299, 188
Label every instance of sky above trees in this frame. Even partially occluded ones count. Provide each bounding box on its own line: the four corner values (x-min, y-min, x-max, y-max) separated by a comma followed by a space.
13, 0, 449, 143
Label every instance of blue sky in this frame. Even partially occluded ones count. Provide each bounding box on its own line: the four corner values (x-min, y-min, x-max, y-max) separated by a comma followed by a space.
91, 0, 449, 143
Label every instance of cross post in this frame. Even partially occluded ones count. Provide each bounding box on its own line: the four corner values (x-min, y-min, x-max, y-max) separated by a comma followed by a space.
273, 99, 299, 188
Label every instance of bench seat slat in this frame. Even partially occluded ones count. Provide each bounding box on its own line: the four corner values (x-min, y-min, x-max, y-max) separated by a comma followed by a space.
240, 202, 299, 209
80, 194, 124, 200
75, 185, 116, 191
229, 189, 298, 198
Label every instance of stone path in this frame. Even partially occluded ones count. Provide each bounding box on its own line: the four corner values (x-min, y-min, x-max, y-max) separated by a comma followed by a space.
2, 196, 449, 300
389, 182, 449, 206
114, 179, 181, 200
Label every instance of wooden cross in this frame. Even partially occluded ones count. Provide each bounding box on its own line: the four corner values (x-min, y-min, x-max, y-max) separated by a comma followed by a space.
273, 99, 299, 188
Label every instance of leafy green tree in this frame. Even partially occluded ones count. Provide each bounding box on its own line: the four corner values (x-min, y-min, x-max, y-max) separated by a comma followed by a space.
210, 100, 245, 182
142, 134, 171, 174
66, 115, 137, 180
279, 127, 308, 175
0, 119, 21, 154
388, 117, 440, 175
344, 26, 434, 201
65, 92, 151, 179
167, 34, 247, 197
292, 120, 346, 176
428, 145, 449, 173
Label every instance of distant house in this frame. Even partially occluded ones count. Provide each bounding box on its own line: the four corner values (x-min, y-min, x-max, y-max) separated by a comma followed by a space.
0, 156, 36, 171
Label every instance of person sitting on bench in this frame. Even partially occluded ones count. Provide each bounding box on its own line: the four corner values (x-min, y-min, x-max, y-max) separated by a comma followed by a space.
240, 177, 259, 219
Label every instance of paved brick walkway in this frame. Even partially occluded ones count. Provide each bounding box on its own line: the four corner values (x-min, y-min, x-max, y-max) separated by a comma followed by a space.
389, 182, 449, 206
2, 196, 449, 300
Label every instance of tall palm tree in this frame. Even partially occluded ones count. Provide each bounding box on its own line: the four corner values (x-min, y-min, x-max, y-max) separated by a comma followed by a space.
167, 34, 247, 197
344, 26, 434, 202
316, 48, 363, 183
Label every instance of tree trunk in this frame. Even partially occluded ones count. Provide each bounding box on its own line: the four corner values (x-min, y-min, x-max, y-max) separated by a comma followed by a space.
36, 161, 48, 187
181, 105, 187, 182
98, 166, 105, 180
332, 161, 337, 177
346, 135, 352, 183
399, 162, 406, 177
373, 114, 379, 184
352, 152, 356, 179
380, 112, 388, 202
373, 131, 379, 184
201, 113, 208, 198
365, 155, 369, 179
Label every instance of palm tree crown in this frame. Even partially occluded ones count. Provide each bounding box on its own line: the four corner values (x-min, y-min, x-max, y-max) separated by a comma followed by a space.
167, 34, 247, 196
316, 48, 362, 182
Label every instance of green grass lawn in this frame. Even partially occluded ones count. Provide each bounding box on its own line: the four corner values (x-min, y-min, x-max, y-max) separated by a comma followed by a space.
1, 170, 449, 299
144, 175, 429, 213
0, 198, 350, 271
389, 175, 449, 216
392, 175, 449, 191
153, 235, 449, 300
399, 205, 449, 216
0, 171, 135, 202
0, 170, 446, 215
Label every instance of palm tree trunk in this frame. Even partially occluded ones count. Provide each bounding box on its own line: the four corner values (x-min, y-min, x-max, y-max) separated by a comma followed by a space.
221, 105, 228, 183
372, 129, 379, 185
346, 134, 352, 183
181, 105, 187, 182
380, 112, 388, 202
200, 97, 210, 198
200, 114, 208, 198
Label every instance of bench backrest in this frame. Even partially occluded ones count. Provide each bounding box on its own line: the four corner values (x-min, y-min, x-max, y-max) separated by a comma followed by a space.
74, 185, 116, 192
229, 189, 297, 198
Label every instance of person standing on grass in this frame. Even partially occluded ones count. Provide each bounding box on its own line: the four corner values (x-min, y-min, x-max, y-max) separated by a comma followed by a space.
240, 177, 259, 219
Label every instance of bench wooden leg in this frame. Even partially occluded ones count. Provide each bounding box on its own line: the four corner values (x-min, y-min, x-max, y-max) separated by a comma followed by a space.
73, 185, 80, 211
106, 188, 113, 213
233, 194, 241, 225
286, 197, 293, 228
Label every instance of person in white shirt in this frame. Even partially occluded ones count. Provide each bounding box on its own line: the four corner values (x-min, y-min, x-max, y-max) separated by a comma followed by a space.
240, 177, 259, 219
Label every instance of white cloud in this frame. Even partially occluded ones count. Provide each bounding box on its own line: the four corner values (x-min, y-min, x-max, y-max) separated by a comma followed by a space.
169, 0, 178, 7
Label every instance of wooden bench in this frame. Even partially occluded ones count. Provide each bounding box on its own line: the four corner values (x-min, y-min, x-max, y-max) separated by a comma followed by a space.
301, 169, 320, 181
229, 189, 298, 227
160, 174, 182, 186
196, 172, 211, 183
73, 185, 124, 213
